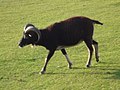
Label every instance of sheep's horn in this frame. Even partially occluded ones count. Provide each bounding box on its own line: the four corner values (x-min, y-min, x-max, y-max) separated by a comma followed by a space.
24, 24, 35, 33
24, 24, 41, 43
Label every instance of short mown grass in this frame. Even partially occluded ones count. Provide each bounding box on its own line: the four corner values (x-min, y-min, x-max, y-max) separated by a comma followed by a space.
0, 0, 120, 90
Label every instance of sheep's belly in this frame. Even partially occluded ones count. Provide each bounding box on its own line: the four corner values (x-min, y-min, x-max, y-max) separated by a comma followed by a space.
56, 40, 83, 50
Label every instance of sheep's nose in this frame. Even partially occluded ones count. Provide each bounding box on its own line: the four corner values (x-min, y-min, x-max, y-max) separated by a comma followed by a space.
18, 43, 23, 48
18, 41, 23, 48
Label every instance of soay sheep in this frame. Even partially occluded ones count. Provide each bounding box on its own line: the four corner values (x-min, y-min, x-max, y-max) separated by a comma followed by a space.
19, 16, 103, 74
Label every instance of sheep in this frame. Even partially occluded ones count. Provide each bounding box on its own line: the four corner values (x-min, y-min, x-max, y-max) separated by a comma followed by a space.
19, 16, 103, 74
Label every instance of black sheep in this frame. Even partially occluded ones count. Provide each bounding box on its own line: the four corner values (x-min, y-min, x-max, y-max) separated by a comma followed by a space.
19, 16, 103, 74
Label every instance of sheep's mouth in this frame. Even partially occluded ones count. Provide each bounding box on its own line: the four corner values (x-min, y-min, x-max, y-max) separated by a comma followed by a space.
19, 45, 24, 48
18, 43, 26, 48
19, 46, 23, 48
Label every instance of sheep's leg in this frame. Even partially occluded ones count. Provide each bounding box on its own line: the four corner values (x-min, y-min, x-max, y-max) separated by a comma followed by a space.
84, 40, 93, 67
92, 40, 99, 62
40, 50, 55, 74
61, 49, 72, 69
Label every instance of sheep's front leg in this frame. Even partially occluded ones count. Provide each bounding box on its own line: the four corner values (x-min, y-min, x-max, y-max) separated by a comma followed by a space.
84, 40, 93, 67
92, 40, 99, 62
61, 49, 72, 69
40, 50, 55, 74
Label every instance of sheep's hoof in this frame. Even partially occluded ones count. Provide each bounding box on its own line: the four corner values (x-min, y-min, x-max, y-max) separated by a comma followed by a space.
40, 68, 46, 74
96, 59, 99, 62
86, 64, 90, 68
68, 63, 72, 69
96, 56, 99, 62
40, 71, 45, 74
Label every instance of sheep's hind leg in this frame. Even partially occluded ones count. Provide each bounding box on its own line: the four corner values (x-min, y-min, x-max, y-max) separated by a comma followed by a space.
84, 39, 93, 67
92, 40, 99, 62
61, 49, 72, 69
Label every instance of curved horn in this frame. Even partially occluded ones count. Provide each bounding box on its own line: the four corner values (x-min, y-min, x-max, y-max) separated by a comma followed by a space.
24, 24, 41, 43
24, 24, 35, 33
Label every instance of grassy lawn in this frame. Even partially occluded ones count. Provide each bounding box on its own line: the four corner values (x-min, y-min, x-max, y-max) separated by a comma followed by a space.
0, 0, 120, 90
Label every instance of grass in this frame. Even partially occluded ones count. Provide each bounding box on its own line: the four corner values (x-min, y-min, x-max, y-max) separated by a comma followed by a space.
0, 0, 120, 90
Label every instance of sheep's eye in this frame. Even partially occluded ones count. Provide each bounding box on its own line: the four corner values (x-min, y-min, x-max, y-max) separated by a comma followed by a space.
28, 34, 32, 37
24, 34, 32, 38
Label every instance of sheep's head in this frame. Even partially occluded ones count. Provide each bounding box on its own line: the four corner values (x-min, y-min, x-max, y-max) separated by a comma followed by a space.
19, 24, 40, 48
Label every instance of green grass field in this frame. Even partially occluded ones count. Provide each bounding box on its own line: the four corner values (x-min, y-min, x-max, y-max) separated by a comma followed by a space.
0, 0, 120, 90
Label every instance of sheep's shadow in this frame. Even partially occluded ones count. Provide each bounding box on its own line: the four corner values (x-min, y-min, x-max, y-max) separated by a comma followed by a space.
41, 62, 120, 80
13, 59, 120, 80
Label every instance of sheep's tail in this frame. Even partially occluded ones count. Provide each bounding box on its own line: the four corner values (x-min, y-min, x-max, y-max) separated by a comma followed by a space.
92, 20, 103, 25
